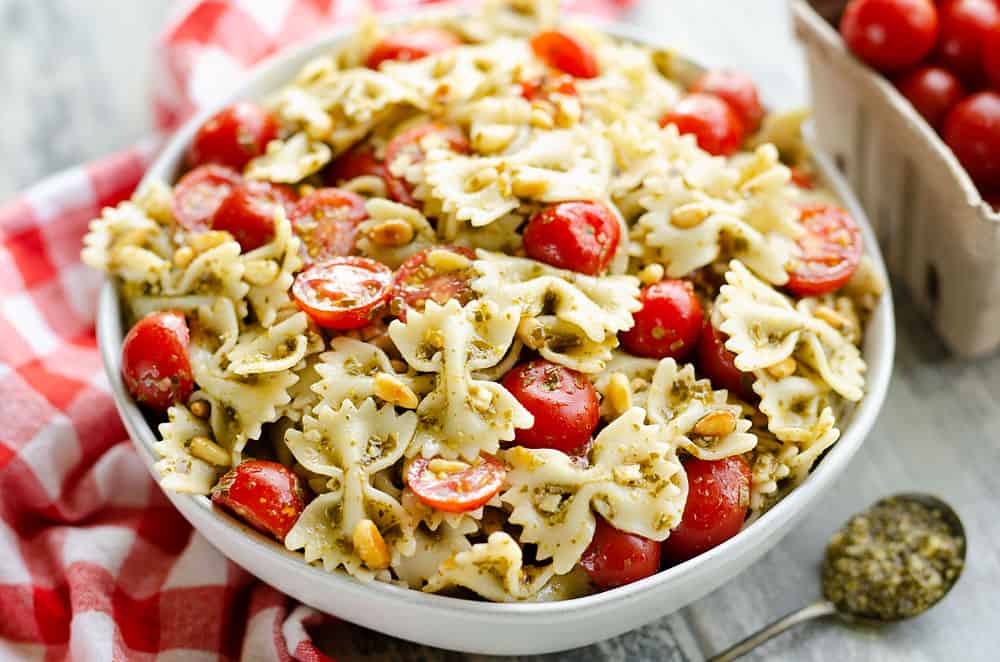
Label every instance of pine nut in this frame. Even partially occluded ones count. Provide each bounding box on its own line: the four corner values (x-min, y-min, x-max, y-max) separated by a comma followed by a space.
352, 519, 391, 570
428, 458, 470, 475
189, 436, 230, 466
426, 248, 471, 272
529, 104, 554, 129
766, 357, 797, 380
605, 372, 632, 417
511, 171, 549, 198
298, 184, 316, 197
813, 305, 849, 329
189, 230, 231, 253
465, 167, 499, 193
243, 259, 280, 285
368, 219, 414, 246
637, 263, 665, 285
173, 246, 195, 269
516, 317, 546, 350
692, 410, 737, 437
373, 372, 420, 409
472, 124, 517, 153
189, 400, 211, 419
670, 203, 711, 229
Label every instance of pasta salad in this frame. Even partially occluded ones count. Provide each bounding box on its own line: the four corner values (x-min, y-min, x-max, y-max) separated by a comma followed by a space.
83, 0, 883, 602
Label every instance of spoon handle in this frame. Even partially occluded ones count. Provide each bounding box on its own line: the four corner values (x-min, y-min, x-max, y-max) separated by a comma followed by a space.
707, 599, 838, 662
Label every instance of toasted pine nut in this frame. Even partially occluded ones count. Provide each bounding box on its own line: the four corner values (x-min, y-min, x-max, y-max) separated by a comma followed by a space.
428, 458, 470, 475
189, 435, 230, 466
189, 230, 231, 253
529, 105, 554, 129
353, 519, 391, 570
692, 410, 737, 437
173, 246, 195, 269
368, 219, 414, 246
472, 124, 517, 154
671, 203, 711, 229
637, 263, 665, 285
426, 248, 471, 272
516, 317, 546, 350
465, 167, 499, 193
373, 372, 420, 409
243, 259, 280, 286
766, 357, 797, 380
813, 305, 849, 329
605, 372, 632, 417
511, 172, 549, 198
554, 96, 582, 128
189, 400, 211, 419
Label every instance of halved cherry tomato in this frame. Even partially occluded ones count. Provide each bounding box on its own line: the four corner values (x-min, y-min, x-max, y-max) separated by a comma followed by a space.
944, 91, 1000, 190
519, 73, 577, 102
936, 0, 999, 83
661, 456, 750, 565
530, 30, 599, 79
121, 311, 194, 412
580, 517, 661, 590
690, 70, 764, 132
620, 280, 704, 361
326, 143, 385, 185
366, 27, 461, 69
211, 460, 306, 541
187, 102, 279, 171
522, 200, 621, 276
292, 256, 392, 330
895, 66, 966, 130
405, 453, 506, 513
501, 360, 599, 453
211, 181, 297, 252
384, 123, 470, 206
697, 321, 756, 402
290, 188, 368, 262
839, 0, 939, 73
391, 245, 477, 319
172, 164, 242, 232
660, 93, 745, 157
786, 204, 863, 297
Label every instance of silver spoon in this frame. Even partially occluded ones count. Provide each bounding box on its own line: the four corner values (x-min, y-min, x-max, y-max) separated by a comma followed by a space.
709, 493, 966, 662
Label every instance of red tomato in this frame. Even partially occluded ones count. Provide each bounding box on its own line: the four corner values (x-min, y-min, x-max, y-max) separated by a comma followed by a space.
391, 245, 477, 319
789, 166, 815, 189
292, 257, 392, 330
211, 460, 306, 541
690, 70, 765, 131
522, 201, 621, 276
121, 311, 194, 412
326, 143, 385, 185
366, 27, 461, 69
405, 454, 506, 513
384, 123, 469, 206
895, 65, 967, 130
187, 102, 279, 171
520, 74, 577, 102
501, 360, 600, 453
697, 321, 756, 402
661, 456, 750, 564
839, 0, 939, 72
786, 204, 864, 297
530, 29, 599, 79
620, 280, 704, 361
936, 0, 1000, 83
985, 25, 1000, 88
172, 165, 242, 232
211, 181, 297, 252
660, 94, 745, 157
944, 91, 1000, 190
580, 517, 661, 590
290, 188, 368, 262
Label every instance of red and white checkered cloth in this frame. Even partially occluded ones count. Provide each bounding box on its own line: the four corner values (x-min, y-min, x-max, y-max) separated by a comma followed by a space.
0, 1, 629, 660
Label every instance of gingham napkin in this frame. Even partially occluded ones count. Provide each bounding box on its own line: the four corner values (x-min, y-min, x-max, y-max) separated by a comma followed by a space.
0, 1, 628, 660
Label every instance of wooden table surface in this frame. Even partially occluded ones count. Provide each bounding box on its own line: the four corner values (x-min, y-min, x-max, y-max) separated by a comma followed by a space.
3, 1, 996, 660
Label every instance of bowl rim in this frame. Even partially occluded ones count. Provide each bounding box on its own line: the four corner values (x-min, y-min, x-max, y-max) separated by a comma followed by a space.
97, 9, 896, 618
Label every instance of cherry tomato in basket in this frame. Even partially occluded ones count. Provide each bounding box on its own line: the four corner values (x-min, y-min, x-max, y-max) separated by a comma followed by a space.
211, 181, 297, 252
522, 201, 621, 276
690, 70, 765, 132
172, 164, 242, 232
502, 360, 600, 453
944, 91, 1000, 190
366, 27, 462, 69
530, 29, 599, 79
785, 204, 863, 297
384, 123, 470, 206
697, 320, 756, 403
580, 517, 662, 590
211, 460, 306, 541
391, 245, 477, 319
290, 188, 368, 262
405, 453, 506, 513
985, 25, 1000, 88
292, 256, 392, 330
936, 0, 1000, 84
660, 94, 745, 157
895, 65, 967, 130
661, 456, 751, 565
839, 0, 939, 73
620, 280, 704, 361
187, 102, 279, 171
121, 311, 193, 412
325, 143, 385, 185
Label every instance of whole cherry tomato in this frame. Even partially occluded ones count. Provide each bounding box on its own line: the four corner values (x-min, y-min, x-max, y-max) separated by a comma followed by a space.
984, 25, 1000, 88
839, 0, 939, 72
690, 70, 765, 132
501, 360, 600, 453
936, 0, 1000, 83
405, 453, 506, 513
292, 256, 393, 330
660, 94, 745, 157
661, 456, 750, 565
944, 91, 1000, 190
366, 27, 461, 69
172, 164, 242, 232
290, 188, 368, 262
121, 311, 194, 412
391, 245, 477, 319
384, 123, 469, 206
697, 321, 756, 402
522, 201, 621, 276
211, 181, 297, 252
187, 102, 279, 171
326, 143, 385, 185
620, 280, 704, 361
786, 204, 864, 297
530, 29, 600, 79
895, 65, 967, 130
580, 517, 662, 590
211, 460, 306, 541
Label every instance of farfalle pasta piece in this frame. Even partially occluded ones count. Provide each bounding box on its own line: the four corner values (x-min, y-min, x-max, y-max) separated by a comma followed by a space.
753, 367, 840, 446
226, 312, 313, 376
241, 209, 303, 327
592, 352, 661, 419
533, 316, 618, 375
82, 202, 173, 286
246, 132, 332, 183
154, 404, 221, 495
166, 238, 250, 314
421, 154, 520, 228
313, 337, 432, 408
393, 518, 478, 590
795, 297, 866, 402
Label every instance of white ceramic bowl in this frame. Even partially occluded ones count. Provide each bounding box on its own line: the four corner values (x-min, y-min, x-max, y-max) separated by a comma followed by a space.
96, 14, 895, 656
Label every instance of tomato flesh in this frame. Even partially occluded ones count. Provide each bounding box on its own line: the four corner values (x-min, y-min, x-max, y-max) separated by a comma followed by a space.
292, 257, 392, 330
936, 0, 999, 84
291, 188, 368, 262
405, 454, 506, 513
172, 165, 242, 232
391, 245, 477, 319
187, 102, 279, 171
660, 93, 745, 157
944, 92, 1000, 190
211, 181, 297, 252
620, 280, 704, 361
839, 0, 939, 73
895, 66, 966, 130
326, 143, 385, 185
786, 204, 863, 297
697, 321, 756, 402
384, 123, 469, 206
580, 517, 661, 590
530, 30, 599, 79
211, 460, 306, 541
121, 311, 194, 412
662, 456, 750, 564
501, 360, 599, 453
366, 27, 461, 69
690, 70, 764, 131
522, 201, 620, 276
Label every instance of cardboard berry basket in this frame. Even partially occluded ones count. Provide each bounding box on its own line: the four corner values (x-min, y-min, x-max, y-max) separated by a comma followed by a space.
793, 0, 1000, 357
